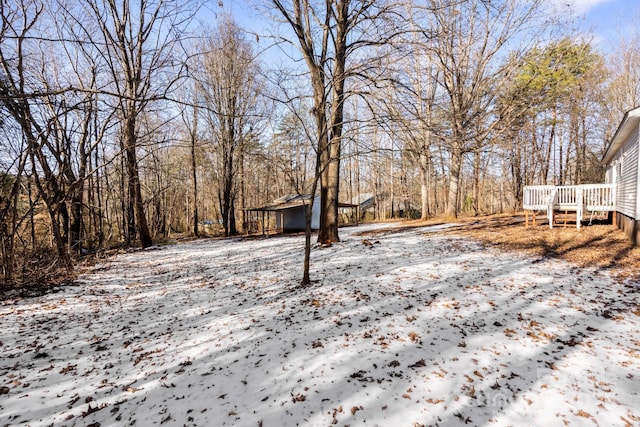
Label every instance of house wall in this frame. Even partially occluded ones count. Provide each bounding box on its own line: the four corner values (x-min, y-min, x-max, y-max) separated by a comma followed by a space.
605, 161, 615, 184
612, 126, 639, 220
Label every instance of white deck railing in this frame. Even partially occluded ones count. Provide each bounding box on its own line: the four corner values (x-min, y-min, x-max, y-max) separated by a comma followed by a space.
523, 184, 615, 229
582, 184, 616, 211
523, 185, 555, 210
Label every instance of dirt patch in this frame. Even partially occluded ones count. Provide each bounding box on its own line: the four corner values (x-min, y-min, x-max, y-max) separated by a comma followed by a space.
360, 215, 640, 284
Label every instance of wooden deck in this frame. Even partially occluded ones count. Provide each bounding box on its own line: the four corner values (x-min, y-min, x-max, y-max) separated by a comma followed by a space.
523, 184, 616, 229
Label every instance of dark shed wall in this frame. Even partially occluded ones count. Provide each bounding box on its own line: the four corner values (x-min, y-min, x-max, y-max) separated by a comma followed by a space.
616, 212, 640, 246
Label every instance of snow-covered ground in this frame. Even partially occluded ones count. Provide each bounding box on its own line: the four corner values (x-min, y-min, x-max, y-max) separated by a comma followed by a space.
1, 223, 639, 427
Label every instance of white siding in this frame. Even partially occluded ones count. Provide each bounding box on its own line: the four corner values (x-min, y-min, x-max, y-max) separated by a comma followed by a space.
616, 126, 639, 219
605, 162, 615, 184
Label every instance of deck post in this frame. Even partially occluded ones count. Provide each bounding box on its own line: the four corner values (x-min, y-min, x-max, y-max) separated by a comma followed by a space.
547, 188, 557, 229
525, 210, 537, 227
576, 186, 583, 230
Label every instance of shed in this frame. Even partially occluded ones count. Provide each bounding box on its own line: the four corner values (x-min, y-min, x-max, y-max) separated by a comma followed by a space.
245, 194, 359, 235
245, 194, 320, 234
275, 194, 321, 232
603, 106, 640, 245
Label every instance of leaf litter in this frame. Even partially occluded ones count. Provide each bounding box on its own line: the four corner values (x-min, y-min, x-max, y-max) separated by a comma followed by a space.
0, 223, 638, 426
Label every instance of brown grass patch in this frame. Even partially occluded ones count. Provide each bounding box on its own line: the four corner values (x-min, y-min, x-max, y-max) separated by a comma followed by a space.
361, 214, 640, 284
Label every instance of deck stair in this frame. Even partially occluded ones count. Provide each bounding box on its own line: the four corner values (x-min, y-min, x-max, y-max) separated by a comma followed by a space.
523, 184, 616, 229
552, 211, 579, 228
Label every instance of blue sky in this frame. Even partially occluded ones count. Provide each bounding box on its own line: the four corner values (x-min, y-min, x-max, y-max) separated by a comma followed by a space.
553, 0, 639, 48
201, 0, 639, 61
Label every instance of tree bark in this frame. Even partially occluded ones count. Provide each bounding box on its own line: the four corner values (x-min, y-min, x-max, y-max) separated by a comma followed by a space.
472, 146, 481, 216
191, 132, 199, 238
419, 151, 430, 220
124, 118, 153, 248
445, 142, 463, 218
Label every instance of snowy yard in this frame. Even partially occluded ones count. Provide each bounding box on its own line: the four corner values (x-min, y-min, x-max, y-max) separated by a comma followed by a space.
1, 223, 639, 427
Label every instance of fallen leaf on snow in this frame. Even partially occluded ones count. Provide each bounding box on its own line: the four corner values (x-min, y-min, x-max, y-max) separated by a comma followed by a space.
408, 359, 426, 368
292, 393, 306, 403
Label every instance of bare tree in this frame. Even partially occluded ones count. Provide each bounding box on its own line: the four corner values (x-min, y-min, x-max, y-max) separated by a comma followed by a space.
0, 0, 76, 270
376, 31, 441, 220
270, 0, 395, 242
423, 0, 544, 218
0, 1, 30, 284
0, 130, 29, 286
270, 96, 321, 285
271, 108, 315, 193
182, 93, 201, 237
605, 31, 640, 139
196, 15, 263, 237
79, 0, 197, 247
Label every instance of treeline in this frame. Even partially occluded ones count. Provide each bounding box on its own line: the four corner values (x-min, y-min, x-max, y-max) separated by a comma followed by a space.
1, 0, 639, 290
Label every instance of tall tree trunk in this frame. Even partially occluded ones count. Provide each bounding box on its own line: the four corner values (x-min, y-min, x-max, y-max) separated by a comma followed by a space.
543, 116, 555, 185
317, 97, 343, 242
558, 131, 564, 185
573, 113, 582, 184
220, 148, 236, 237
48, 203, 71, 270
119, 155, 130, 244
69, 136, 88, 254
124, 118, 153, 248
69, 194, 83, 254
579, 115, 588, 183
302, 135, 323, 286
229, 192, 238, 236
239, 139, 246, 233
511, 133, 523, 210
446, 142, 463, 218
0, 159, 27, 283
318, 150, 340, 243
318, 53, 344, 243
191, 133, 199, 237
419, 151, 430, 220
28, 154, 72, 271
28, 179, 36, 248
472, 146, 481, 216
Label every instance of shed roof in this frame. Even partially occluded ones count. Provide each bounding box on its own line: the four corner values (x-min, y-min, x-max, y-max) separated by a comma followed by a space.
603, 106, 640, 164
245, 194, 315, 212
245, 194, 358, 212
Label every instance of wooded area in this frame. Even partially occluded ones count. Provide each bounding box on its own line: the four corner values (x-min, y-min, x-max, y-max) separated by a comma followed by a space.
1, 0, 639, 290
